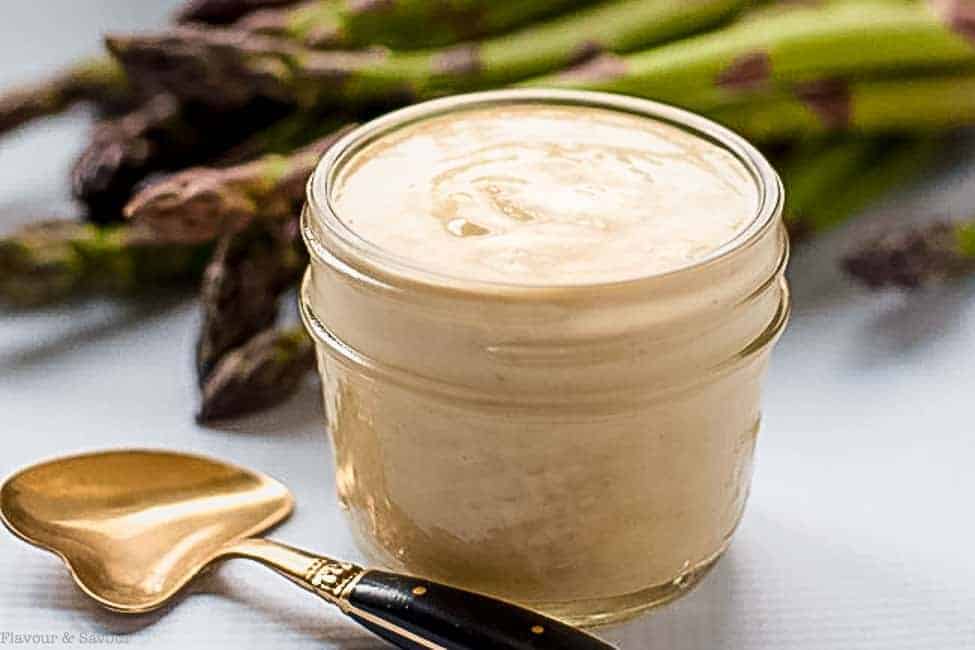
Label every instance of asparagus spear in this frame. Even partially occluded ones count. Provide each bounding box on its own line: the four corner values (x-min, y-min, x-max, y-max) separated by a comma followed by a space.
197, 221, 306, 383
532, 1, 975, 112
707, 73, 975, 141
198, 325, 315, 422
0, 57, 130, 137
813, 137, 939, 230
779, 138, 882, 238
238, 0, 595, 50
175, 0, 299, 25
124, 124, 355, 243
780, 136, 939, 239
843, 219, 975, 288
0, 220, 208, 307
107, 0, 747, 111
72, 95, 290, 218
122, 78, 967, 244
126, 81, 975, 242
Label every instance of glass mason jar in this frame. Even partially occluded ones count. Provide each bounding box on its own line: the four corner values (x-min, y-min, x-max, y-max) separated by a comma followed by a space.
300, 89, 788, 626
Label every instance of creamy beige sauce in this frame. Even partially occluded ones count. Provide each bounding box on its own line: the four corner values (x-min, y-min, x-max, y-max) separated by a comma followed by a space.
304, 97, 788, 624
329, 104, 758, 284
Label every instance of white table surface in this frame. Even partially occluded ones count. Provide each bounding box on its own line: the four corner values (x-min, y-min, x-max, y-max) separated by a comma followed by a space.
2, 3, 975, 649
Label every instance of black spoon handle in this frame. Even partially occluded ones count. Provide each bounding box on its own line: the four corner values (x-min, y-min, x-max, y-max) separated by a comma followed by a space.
229, 540, 616, 650
344, 570, 616, 650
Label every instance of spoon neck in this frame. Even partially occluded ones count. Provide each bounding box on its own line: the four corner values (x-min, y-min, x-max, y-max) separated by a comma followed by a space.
222, 538, 365, 609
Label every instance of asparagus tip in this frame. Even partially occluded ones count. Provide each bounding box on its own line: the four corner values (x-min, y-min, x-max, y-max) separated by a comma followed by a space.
197, 327, 315, 423
125, 166, 258, 244
842, 220, 975, 289
195, 221, 305, 385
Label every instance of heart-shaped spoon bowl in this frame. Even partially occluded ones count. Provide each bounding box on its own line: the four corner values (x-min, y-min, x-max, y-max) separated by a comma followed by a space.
0, 449, 293, 613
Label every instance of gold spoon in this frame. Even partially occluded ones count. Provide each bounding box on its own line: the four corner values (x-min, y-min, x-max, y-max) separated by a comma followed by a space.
1, 450, 615, 649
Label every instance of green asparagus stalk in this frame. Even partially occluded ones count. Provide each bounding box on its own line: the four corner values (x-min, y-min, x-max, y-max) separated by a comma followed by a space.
711, 73, 975, 140
124, 124, 355, 243
198, 325, 315, 422
121, 84, 971, 245
175, 0, 299, 25
531, 1, 975, 112
196, 221, 306, 383
0, 57, 129, 137
0, 220, 209, 307
780, 136, 939, 239
238, 0, 596, 50
813, 137, 939, 229
778, 138, 882, 238
843, 219, 975, 288
107, 0, 747, 111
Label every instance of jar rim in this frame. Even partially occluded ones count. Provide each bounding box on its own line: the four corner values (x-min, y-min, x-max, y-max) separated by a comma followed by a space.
305, 89, 784, 295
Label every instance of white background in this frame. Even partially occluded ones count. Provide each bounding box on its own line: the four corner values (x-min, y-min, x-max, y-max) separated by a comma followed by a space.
1, 3, 974, 648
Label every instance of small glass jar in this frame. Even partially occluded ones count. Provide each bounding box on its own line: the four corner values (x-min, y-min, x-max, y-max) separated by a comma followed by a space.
300, 89, 788, 626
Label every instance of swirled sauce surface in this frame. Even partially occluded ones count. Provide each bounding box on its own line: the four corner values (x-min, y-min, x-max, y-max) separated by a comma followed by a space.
329, 104, 758, 285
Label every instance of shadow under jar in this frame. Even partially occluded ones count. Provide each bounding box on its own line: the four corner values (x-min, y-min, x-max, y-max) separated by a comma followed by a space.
300, 89, 788, 627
